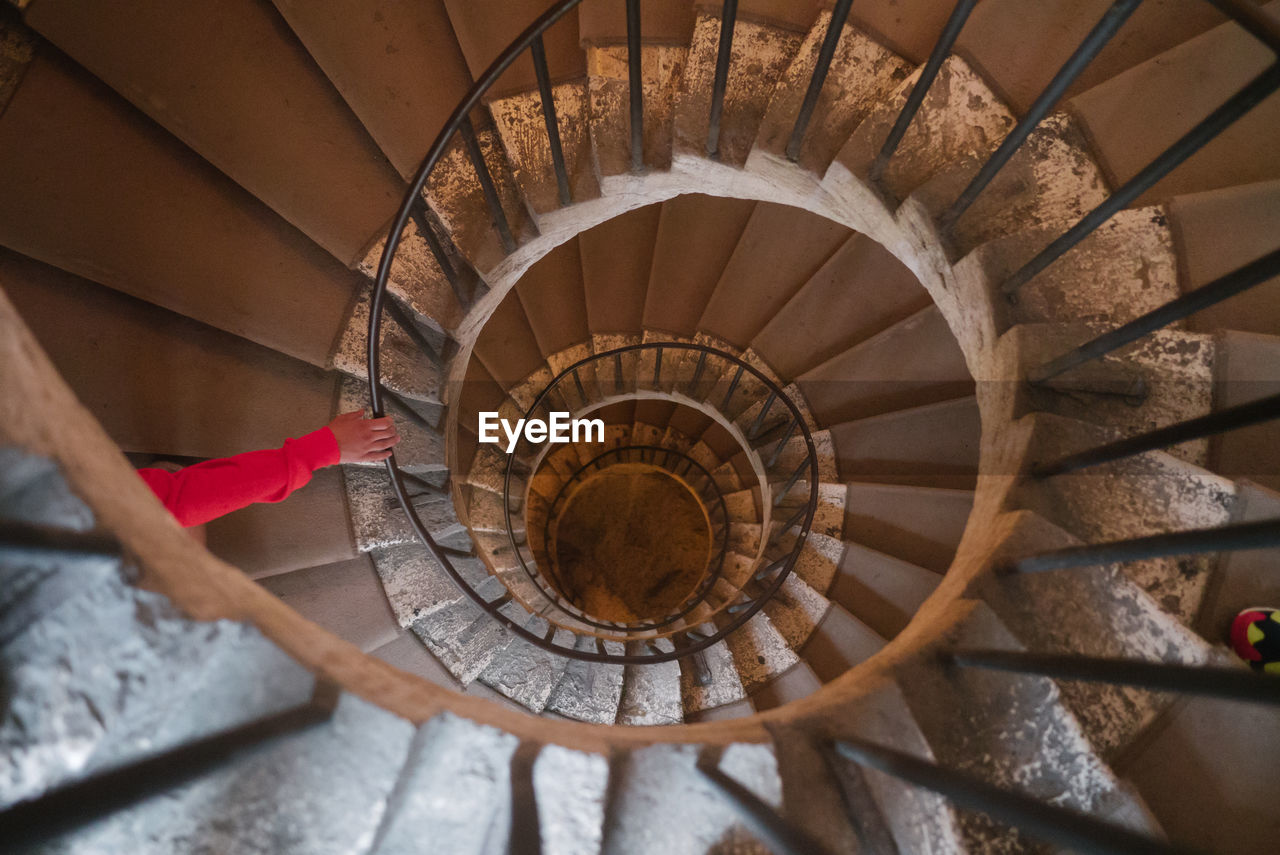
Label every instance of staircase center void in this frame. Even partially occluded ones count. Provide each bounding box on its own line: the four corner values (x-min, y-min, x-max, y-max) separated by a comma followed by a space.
551, 462, 712, 623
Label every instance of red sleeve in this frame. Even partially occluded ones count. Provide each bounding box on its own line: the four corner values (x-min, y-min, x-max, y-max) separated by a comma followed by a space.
138, 427, 340, 527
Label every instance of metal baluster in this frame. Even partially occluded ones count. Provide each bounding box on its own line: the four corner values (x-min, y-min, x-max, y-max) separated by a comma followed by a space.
722, 364, 745, 410
626, 0, 645, 172
1003, 63, 1280, 296
653, 345, 663, 388
868, 0, 978, 188
939, 0, 1142, 229
0, 685, 339, 849
689, 349, 709, 393
947, 650, 1280, 705
766, 416, 798, 469
773, 458, 808, 506
1033, 392, 1280, 477
382, 295, 445, 369
0, 521, 120, 562
706, 0, 740, 158
1004, 518, 1280, 574
614, 352, 625, 393
833, 738, 1198, 855
459, 116, 518, 253
748, 390, 777, 439
785, 0, 854, 162
407, 198, 468, 307
1029, 247, 1280, 384
698, 756, 839, 855
531, 33, 573, 206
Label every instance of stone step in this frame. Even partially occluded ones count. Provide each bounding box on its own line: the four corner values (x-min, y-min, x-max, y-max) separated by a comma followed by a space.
829, 396, 981, 489
1197, 479, 1280, 641
723, 611, 801, 691
843, 480, 973, 572
528, 743, 611, 855
582, 207, 664, 344
829, 541, 943, 639
207, 467, 358, 580
1210, 330, 1280, 492
21, 0, 406, 268
672, 7, 813, 169
367, 631, 461, 691
835, 55, 1015, 204
697, 202, 851, 350
477, 634, 573, 714
409, 578, 512, 685
344, 466, 464, 554
1067, 0, 1280, 207
798, 303, 972, 426
369, 542, 489, 631
753, 231, 931, 381
679, 639, 749, 718
753, 9, 912, 175
893, 600, 1158, 852
617, 654, 685, 726
369, 712, 517, 853
601, 742, 782, 854
642, 195, 757, 338
779, 679, 967, 854
1012, 410, 1237, 625
1169, 178, 1280, 337
751, 660, 823, 711
256, 555, 402, 654
971, 509, 1216, 760
544, 635, 627, 725
0, 49, 363, 370
799, 601, 887, 684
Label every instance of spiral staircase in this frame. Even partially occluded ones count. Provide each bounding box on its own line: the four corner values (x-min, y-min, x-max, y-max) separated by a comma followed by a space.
1, 0, 1279, 852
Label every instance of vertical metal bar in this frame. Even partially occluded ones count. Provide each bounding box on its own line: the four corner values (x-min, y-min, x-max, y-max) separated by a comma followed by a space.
947, 650, 1280, 705
833, 739, 1198, 855
939, 0, 1142, 228
1028, 247, 1280, 383
690, 350, 709, 392
1005, 518, 1280, 574
1032, 392, 1280, 477
697, 759, 839, 855
459, 115, 518, 253
868, 0, 978, 187
748, 390, 777, 439
531, 33, 573, 206
0, 521, 120, 562
766, 416, 798, 468
721, 365, 745, 410
1002, 63, 1280, 296
785, 0, 854, 161
572, 367, 588, 405
383, 295, 444, 369
0, 688, 338, 849
408, 198, 467, 304
626, 0, 645, 172
614, 352, 625, 393
773, 459, 808, 507
653, 345, 663, 388
706, 0, 740, 157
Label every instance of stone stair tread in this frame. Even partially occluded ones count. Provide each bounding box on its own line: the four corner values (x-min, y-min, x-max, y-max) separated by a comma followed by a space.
411, 592, 511, 685
545, 636, 627, 725
1198, 479, 1280, 639
799, 601, 887, 684
530, 743, 612, 855
601, 742, 782, 855
798, 302, 972, 426
679, 639, 749, 715
617, 655, 684, 726
1212, 329, 1280, 492
724, 611, 801, 690
843, 479, 974, 572
751, 659, 823, 712
761, 572, 831, 650
478, 634, 573, 713
207, 466, 358, 580
974, 509, 1216, 759
830, 396, 981, 489
1066, 2, 1280, 207
256, 555, 401, 654
371, 712, 517, 854
829, 540, 943, 639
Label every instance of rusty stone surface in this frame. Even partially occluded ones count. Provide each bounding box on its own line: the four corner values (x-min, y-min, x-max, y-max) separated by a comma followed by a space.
489, 81, 600, 216
673, 13, 803, 168
756, 12, 912, 173
588, 45, 687, 179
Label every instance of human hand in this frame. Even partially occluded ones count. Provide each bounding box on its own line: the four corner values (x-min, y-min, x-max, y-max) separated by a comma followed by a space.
327, 410, 401, 463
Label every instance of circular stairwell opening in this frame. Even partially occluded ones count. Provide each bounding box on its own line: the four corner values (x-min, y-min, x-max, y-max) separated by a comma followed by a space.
550, 461, 712, 622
